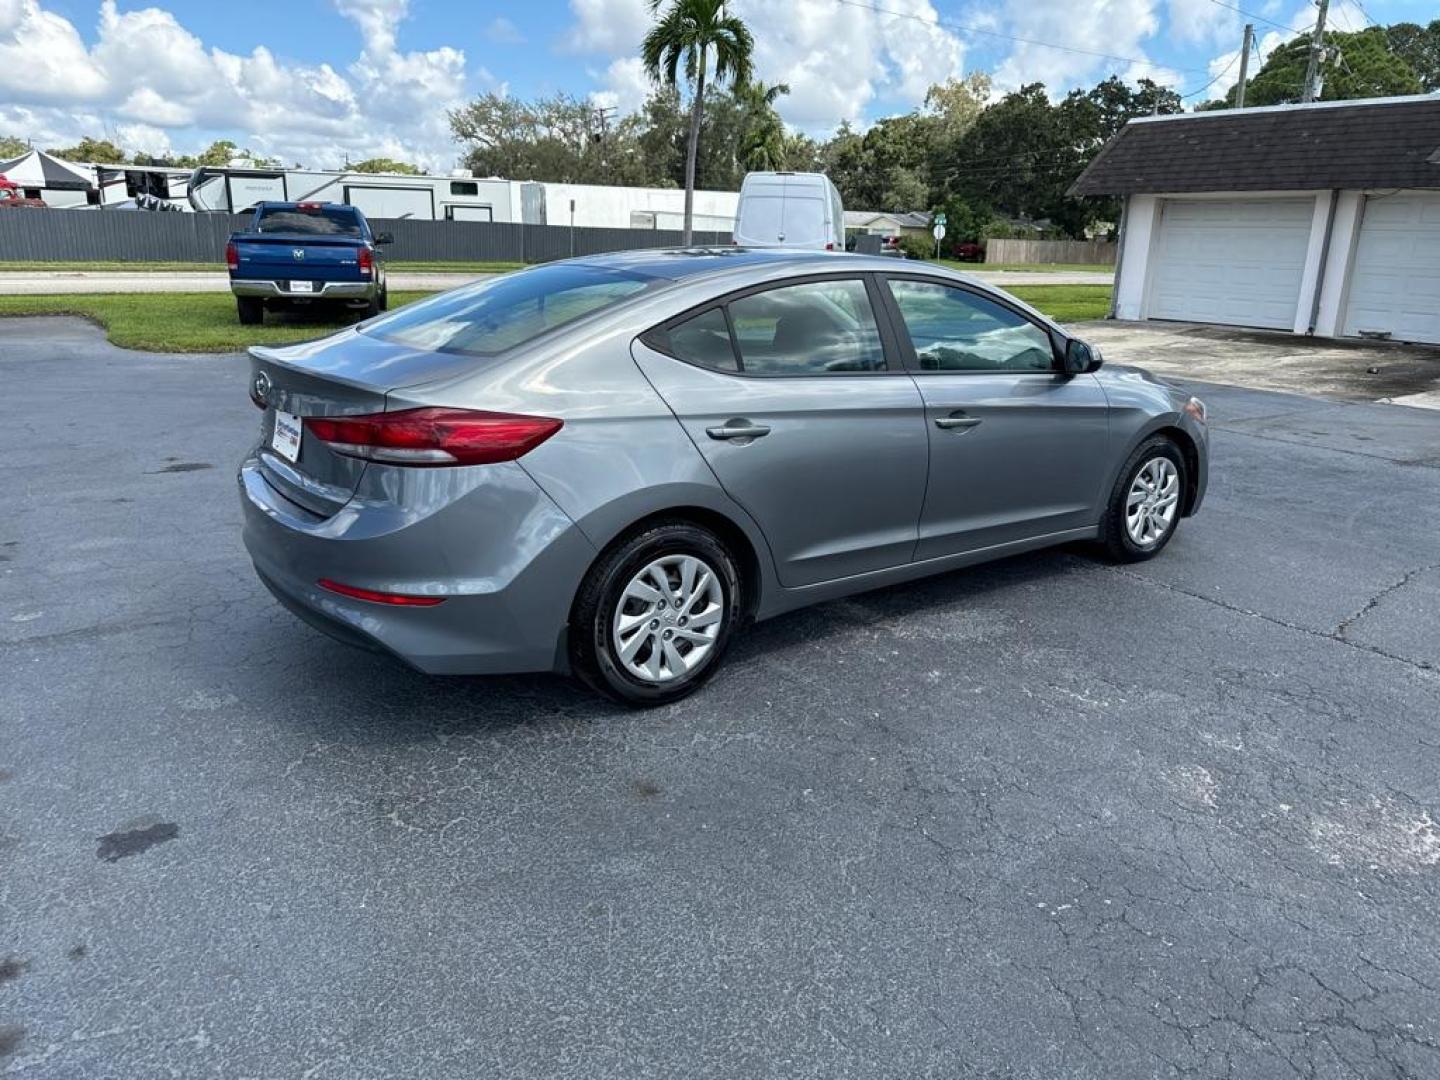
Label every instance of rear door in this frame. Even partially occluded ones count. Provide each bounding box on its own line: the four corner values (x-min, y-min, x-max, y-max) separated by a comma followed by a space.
633, 274, 928, 587
879, 275, 1111, 559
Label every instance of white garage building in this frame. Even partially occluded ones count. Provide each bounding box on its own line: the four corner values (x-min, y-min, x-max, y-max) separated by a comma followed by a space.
1072, 94, 1440, 345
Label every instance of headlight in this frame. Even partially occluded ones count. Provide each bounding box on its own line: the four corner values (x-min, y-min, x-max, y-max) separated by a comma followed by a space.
1184, 396, 1207, 424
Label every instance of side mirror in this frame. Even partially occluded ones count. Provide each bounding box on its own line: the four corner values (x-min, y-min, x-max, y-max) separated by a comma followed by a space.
374, 232, 395, 246
1063, 338, 1103, 374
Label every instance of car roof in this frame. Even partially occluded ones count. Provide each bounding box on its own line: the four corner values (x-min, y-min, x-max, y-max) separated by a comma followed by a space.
567, 246, 919, 283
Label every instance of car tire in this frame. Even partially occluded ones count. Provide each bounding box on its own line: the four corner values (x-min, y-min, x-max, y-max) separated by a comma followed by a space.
570, 521, 743, 707
236, 297, 264, 325
1099, 435, 1187, 563
377, 285, 389, 312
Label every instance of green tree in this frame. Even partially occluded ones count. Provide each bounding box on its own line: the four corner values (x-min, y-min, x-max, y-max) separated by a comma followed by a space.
1385, 20, 1440, 91
735, 80, 790, 172
925, 72, 990, 141
449, 93, 603, 182
642, 0, 753, 243
0, 135, 27, 160
351, 158, 423, 174
1223, 27, 1422, 107
48, 137, 126, 163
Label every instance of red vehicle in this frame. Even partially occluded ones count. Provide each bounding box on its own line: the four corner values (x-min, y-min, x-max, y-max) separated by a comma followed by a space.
0, 175, 45, 208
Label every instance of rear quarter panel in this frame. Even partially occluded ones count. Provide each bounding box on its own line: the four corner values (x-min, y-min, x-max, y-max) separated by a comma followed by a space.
387, 315, 784, 613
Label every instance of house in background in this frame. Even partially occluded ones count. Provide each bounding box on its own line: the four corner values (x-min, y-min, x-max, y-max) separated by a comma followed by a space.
844, 210, 932, 239
1071, 94, 1440, 346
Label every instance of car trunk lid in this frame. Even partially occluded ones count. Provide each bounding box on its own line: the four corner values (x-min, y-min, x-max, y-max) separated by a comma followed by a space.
248, 330, 500, 516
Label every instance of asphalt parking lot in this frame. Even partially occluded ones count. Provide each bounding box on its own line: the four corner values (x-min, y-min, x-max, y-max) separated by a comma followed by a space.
3, 315, 1439, 1079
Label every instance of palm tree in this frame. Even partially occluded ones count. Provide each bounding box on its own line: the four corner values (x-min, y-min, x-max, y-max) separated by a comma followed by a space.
642, 0, 753, 245
736, 80, 790, 172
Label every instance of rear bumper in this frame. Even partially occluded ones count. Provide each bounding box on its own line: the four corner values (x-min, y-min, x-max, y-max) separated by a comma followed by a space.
238, 455, 595, 675
231, 278, 376, 300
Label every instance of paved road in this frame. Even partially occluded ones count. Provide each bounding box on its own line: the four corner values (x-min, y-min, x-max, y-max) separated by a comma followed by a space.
0, 267, 1112, 294
2, 317, 1438, 1079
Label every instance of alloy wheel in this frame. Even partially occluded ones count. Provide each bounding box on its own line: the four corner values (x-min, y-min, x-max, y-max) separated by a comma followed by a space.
1125, 457, 1180, 547
611, 554, 725, 683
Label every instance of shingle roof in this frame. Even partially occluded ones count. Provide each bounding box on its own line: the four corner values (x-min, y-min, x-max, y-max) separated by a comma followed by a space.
1070, 94, 1440, 197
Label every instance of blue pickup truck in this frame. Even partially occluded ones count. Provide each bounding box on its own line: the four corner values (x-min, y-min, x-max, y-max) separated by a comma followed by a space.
225, 201, 392, 325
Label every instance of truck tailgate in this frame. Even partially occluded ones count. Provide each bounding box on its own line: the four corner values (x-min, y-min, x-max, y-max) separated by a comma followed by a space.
234, 236, 365, 282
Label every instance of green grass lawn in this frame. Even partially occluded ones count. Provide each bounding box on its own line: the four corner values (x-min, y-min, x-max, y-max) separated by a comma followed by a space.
938, 261, 1115, 275
0, 260, 523, 274
0, 284, 1112, 353
0, 292, 433, 352
1007, 285, 1112, 323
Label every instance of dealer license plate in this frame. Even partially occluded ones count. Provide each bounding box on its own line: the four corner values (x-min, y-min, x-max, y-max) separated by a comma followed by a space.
271, 410, 302, 463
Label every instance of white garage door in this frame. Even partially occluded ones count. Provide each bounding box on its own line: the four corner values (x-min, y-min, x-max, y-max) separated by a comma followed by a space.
1343, 193, 1440, 345
1146, 198, 1314, 330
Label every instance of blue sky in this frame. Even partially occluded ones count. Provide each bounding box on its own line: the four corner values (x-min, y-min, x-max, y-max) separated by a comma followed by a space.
0, 0, 1429, 170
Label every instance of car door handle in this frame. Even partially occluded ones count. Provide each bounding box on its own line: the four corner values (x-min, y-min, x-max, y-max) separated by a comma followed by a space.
934, 416, 982, 431
706, 421, 772, 441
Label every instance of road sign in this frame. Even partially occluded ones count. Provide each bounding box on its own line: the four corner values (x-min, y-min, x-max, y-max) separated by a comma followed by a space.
932, 224, 946, 241
935, 213, 947, 225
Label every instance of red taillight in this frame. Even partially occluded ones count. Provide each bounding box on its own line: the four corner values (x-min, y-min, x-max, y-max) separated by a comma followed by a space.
297, 201, 322, 211
304, 408, 562, 467
317, 579, 445, 606
358, 246, 373, 276
225, 241, 238, 270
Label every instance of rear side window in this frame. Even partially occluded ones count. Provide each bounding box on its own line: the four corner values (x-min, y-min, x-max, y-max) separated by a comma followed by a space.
729, 280, 886, 374
887, 279, 1055, 372
256, 207, 362, 236
655, 307, 738, 372
363, 263, 653, 356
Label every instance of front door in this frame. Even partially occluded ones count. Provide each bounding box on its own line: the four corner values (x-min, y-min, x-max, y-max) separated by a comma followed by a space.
880, 276, 1112, 560
632, 275, 928, 587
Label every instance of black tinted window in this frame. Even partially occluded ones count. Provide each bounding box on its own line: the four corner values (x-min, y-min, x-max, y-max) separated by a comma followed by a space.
727, 279, 886, 374
888, 279, 1054, 372
450, 181, 479, 196
256, 207, 362, 236
363, 263, 652, 355
660, 307, 738, 371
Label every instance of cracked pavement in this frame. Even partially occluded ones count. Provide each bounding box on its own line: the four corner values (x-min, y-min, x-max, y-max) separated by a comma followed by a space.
1, 316, 1439, 1079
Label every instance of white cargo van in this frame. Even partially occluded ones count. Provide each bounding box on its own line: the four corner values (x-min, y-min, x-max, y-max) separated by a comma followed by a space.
733, 172, 845, 251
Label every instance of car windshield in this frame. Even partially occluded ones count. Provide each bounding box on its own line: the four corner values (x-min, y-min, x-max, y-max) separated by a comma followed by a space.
256, 207, 362, 236
362, 263, 656, 356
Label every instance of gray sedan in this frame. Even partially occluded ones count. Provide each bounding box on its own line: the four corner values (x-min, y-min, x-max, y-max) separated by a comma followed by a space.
239, 249, 1209, 705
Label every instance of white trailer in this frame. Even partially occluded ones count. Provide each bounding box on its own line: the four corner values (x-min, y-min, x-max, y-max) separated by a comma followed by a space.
185, 167, 534, 223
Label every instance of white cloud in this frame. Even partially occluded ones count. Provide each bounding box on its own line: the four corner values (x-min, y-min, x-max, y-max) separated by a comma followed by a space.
564, 0, 650, 55
591, 56, 652, 114
562, 0, 967, 132
990, 0, 1163, 94
1167, 0, 1235, 45
0, 0, 472, 170
486, 16, 525, 44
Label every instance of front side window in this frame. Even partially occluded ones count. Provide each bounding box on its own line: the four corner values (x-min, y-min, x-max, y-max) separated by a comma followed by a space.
888, 279, 1055, 372
363, 263, 653, 356
726, 279, 886, 374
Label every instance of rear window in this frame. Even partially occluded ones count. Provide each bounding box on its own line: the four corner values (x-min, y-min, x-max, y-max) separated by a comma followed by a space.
361, 263, 655, 356
256, 207, 362, 236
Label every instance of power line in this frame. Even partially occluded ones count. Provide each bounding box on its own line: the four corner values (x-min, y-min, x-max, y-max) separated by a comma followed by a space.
1205, 0, 1309, 37
833, 0, 1213, 74
1181, 48, 1242, 99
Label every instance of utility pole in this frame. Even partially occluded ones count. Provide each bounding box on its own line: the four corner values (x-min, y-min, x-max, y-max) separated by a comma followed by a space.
1301, 0, 1330, 103
1236, 24, 1254, 108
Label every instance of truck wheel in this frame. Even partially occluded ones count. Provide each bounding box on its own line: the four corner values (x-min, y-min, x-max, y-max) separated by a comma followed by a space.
363, 293, 382, 318
377, 285, 389, 312
236, 297, 264, 325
